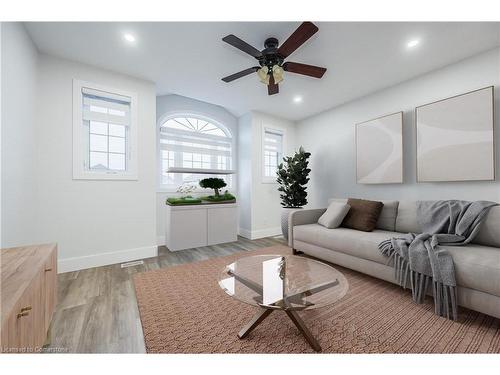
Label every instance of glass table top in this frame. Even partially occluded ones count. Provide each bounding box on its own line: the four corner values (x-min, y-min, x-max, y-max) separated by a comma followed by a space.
218, 255, 349, 311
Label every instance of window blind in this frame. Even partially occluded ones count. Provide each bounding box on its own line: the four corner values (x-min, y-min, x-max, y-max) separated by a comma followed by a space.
264, 129, 283, 154
263, 129, 283, 178
159, 126, 232, 159
82, 87, 131, 126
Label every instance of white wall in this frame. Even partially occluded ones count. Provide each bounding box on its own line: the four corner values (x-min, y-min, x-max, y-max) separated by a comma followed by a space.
36, 54, 157, 272
1, 23, 39, 247
237, 113, 253, 236
296, 47, 500, 209
238, 111, 296, 239
155, 94, 238, 245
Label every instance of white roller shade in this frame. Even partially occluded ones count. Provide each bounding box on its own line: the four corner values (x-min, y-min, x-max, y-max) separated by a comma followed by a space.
82, 87, 131, 103
82, 88, 131, 126
160, 126, 232, 159
264, 129, 283, 152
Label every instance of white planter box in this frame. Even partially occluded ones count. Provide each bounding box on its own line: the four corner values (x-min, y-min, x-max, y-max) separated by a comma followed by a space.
165, 203, 238, 251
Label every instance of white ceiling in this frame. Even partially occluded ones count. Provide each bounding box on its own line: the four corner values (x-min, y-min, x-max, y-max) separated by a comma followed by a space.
25, 22, 500, 121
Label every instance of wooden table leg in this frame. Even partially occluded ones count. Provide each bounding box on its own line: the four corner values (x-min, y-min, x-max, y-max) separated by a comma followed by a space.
238, 308, 273, 339
285, 310, 322, 352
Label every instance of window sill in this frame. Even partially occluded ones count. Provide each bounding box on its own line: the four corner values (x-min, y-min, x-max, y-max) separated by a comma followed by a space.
157, 188, 235, 194
166, 167, 236, 175
73, 171, 138, 181
261, 179, 278, 184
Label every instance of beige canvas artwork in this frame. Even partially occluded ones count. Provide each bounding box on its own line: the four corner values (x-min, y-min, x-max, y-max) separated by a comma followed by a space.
356, 112, 403, 184
416, 86, 494, 182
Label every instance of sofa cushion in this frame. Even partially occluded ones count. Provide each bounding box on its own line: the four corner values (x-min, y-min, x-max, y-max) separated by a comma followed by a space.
293, 224, 500, 297
376, 201, 399, 232
395, 201, 420, 233
329, 198, 399, 231
293, 224, 396, 264
318, 202, 351, 229
473, 205, 500, 248
341, 198, 384, 232
444, 244, 500, 298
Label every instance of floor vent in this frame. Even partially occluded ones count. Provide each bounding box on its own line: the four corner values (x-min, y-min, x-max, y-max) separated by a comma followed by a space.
120, 260, 144, 268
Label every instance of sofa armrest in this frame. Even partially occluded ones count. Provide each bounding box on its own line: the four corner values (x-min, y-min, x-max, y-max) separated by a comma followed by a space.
288, 208, 327, 248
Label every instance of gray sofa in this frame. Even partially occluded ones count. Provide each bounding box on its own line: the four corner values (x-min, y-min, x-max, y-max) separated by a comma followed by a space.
289, 199, 500, 319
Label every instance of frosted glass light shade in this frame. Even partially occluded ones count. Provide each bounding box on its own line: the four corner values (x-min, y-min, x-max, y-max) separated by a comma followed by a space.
272, 65, 284, 84
257, 67, 270, 84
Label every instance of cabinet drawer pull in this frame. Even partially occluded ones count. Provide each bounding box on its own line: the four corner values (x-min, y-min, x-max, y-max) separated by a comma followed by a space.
20, 306, 32, 312
45, 268, 52, 272
17, 311, 30, 318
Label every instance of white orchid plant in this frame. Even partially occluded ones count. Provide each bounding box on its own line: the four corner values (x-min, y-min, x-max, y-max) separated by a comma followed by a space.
176, 183, 197, 196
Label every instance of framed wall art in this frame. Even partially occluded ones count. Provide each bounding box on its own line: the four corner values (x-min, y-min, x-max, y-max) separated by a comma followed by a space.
416, 86, 494, 182
356, 111, 403, 184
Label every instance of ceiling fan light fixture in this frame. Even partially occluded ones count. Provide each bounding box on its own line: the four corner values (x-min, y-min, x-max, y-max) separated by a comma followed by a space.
221, 22, 326, 95
257, 67, 269, 84
272, 65, 284, 84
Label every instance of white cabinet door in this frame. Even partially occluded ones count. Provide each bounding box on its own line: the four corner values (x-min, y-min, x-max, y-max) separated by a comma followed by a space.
166, 208, 207, 251
207, 206, 238, 246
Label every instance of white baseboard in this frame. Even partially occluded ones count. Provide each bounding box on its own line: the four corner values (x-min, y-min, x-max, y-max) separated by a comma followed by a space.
58, 245, 158, 273
238, 227, 252, 239
238, 226, 282, 240
156, 235, 165, 246
251, 226, 282, 239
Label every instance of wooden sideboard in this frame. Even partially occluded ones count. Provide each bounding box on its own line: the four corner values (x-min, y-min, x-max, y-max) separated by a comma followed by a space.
1, 243, 57, 353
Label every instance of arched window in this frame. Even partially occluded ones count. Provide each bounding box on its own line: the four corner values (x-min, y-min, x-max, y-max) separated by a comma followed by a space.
159, 116, 233, 190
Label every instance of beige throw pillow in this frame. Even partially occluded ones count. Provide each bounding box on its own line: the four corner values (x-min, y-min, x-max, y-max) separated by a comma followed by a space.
318, 202, 351, 229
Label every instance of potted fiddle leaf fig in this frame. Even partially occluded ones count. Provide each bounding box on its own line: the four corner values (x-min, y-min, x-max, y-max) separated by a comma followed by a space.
276, 146, 311, 240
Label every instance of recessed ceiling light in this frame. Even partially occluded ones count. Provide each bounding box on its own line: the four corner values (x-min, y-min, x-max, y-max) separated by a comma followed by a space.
123, 33, 136, 43
293, 96, 303, 103
406, 39, 420, 49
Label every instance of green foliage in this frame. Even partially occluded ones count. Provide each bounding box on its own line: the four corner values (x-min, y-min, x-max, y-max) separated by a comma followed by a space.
199, 178, 227, 196
166, 196, 202, 205
276, 146, 311, 208
201, 191, 236, 202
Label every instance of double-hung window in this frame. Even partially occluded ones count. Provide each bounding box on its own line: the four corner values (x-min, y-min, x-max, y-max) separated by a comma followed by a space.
262, 127, 284, 183
158, 116, 233, 191
73, 80, 138, 180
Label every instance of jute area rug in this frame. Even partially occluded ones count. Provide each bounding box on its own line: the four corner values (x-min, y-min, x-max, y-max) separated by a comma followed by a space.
133, 245, 500, 353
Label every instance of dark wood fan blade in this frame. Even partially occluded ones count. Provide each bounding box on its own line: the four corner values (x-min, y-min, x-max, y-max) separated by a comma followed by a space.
283, 62, 326, 78
278, 22, 318, 58
222, 67, 260, 83
268, 74, 279, 95
222, 35, 262, 58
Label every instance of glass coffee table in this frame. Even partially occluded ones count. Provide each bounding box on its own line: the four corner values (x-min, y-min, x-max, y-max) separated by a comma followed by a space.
218, 254, 348, 352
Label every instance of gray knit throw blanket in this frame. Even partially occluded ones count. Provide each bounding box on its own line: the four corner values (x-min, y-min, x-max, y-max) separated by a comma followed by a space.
378, 200, 497, 320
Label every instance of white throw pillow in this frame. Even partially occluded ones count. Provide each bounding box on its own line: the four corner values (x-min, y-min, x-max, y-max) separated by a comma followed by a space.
318, 202, 351, 229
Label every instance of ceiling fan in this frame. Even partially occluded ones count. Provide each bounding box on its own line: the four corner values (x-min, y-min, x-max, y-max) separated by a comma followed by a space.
221, 22, 327, 95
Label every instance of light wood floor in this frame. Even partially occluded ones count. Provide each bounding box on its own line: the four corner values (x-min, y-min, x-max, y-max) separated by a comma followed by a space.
44, 236, 286, 353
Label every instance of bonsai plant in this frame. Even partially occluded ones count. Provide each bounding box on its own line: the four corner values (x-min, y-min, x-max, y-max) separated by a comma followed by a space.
276, 146, 311, 240
199, 177, 227, 197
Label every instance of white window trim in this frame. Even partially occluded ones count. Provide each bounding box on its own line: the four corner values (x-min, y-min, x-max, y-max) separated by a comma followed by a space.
73, 79, 138, 180
261, 124, 286, 184
156, 112, 236, 192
